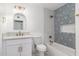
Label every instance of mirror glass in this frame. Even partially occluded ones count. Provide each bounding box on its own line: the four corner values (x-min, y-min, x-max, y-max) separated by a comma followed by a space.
14, 13, 26, 30
14, 20, 23, 30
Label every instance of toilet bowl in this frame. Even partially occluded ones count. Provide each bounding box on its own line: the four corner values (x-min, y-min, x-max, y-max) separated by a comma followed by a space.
33, 37, 46, 56
36, 44, 46, 56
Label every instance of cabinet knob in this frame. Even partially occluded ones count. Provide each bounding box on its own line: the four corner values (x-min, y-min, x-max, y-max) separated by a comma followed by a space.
18, 46, 22, 52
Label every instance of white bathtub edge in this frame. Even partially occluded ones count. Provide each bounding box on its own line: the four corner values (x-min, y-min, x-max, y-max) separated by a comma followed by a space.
46, 42, 75, 56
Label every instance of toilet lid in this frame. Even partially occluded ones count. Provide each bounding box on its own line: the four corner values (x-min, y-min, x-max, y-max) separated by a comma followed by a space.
37, 44, 46, 51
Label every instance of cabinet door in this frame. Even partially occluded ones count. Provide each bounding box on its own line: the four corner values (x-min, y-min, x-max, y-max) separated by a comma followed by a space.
21, 44, 32, 56
6, 45, 20, 56
21, 39, 32, 56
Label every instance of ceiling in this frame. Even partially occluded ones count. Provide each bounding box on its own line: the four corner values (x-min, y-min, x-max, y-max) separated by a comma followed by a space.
25, 3, 66, 10
0, 3, 66, 15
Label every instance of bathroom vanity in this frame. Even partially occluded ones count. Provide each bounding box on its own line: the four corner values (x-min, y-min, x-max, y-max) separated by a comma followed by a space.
2, 36, 33, 56
1, 13, 35, 56
3, 38, 32, 56
2, 34, 41, 56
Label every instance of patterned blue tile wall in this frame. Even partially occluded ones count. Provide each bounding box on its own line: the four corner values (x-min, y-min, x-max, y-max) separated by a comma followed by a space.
54, 3, 75, 49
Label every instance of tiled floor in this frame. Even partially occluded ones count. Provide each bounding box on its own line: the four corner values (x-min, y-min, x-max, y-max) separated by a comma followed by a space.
32, 49, 39, 56
32, 50, 49, 56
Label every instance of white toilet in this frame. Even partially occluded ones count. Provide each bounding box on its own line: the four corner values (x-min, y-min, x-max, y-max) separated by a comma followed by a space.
36, 44, 46, 56
33, 38, 46, 56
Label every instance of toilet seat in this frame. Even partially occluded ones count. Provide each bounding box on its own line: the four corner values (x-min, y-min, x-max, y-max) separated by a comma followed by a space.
37, 44, 46, 51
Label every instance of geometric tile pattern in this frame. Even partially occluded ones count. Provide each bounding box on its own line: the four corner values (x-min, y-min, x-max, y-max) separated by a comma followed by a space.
54, 3, 75, 49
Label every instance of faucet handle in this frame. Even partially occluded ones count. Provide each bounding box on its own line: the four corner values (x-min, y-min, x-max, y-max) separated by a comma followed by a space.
18, 31, 22, 36
16, 33, 18, 36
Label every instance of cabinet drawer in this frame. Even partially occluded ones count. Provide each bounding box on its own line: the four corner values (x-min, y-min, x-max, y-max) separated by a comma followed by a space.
4, 39, 21, 46
21, 38, 32, 44
3, 38, 32, 46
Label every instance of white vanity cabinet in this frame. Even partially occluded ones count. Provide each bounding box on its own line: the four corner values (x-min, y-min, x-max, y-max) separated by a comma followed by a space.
2, 38, 32, 56
4, 44, 20, 56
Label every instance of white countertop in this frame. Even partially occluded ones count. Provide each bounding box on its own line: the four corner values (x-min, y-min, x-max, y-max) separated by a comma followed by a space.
3, 34, 41, 40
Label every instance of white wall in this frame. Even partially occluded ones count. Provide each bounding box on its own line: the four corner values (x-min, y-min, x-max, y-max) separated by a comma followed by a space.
25, 5, 44, 42
0, 23, 2, 55
44, 8, 54, 44
0, 19, 3, 55
25, 5, 44, 37
0, 4, 44, 35
75, 3, 79, 56
2, 4, 44, 36
26, 5, 44, 37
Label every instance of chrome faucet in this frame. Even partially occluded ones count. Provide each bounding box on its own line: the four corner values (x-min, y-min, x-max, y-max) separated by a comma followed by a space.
16, 31, 23, 36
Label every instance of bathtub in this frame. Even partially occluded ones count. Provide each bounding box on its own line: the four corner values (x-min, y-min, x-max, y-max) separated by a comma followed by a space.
46, 42, 75, 56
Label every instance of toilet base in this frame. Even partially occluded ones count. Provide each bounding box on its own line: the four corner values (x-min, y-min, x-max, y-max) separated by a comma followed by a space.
38, 51, 44, 56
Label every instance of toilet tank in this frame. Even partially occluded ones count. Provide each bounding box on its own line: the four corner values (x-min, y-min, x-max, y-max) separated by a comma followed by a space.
33, 37, 43, 45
